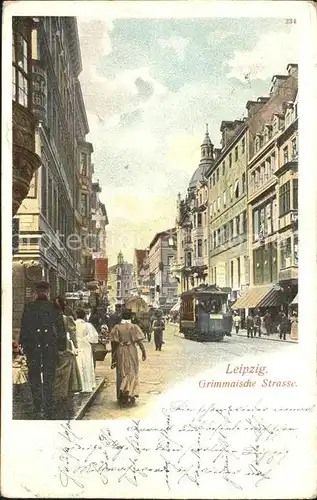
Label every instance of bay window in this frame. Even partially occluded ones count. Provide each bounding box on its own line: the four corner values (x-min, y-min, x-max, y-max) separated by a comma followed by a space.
12, 27, 30, 107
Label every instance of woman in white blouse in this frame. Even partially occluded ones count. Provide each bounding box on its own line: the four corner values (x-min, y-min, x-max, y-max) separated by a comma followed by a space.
75, 309, 99, 392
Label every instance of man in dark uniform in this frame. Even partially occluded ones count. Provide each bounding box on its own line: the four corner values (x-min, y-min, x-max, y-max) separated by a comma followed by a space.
20, 281, 67, 419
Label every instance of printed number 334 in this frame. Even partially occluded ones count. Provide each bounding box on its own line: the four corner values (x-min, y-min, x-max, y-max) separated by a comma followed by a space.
285, 19, 296, 24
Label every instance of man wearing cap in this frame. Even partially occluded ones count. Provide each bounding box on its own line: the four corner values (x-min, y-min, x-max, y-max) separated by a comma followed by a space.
20, 281, 67, 419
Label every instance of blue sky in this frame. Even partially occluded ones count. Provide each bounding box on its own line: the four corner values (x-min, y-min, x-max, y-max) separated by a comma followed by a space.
77, 17, 297, 264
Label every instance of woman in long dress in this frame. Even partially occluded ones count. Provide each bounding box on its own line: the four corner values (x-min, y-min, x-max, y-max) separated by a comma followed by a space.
75, 309, 98, 393
51, 297, 82, 419
109, 309, 147, 407
290, 311, 298, 340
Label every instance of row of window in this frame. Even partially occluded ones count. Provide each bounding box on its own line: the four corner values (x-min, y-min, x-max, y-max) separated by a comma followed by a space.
209, 138, 246, 189
253, 199, 278, 241
211, 211, 247, 249
210, 257, 243, 289
210, 174, 246, 218
254, 105, 298, 155
12, 30, 29, 107
41, 163, 72, 240
279, 179, 298, 216
249, 154, 276, 194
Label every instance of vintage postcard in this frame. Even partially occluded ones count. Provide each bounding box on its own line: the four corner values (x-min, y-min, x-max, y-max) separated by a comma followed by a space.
2, 0, 317, 498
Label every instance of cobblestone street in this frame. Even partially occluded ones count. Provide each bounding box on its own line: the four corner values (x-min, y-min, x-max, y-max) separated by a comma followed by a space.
83, 323, 296, 420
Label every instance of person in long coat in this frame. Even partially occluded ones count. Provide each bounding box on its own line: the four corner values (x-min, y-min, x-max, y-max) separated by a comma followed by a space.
109, 309, 146, 407
51, 297, 82, 419
290, 311, 298, 340
20, 281, 67, 419
152, 315, 165, 351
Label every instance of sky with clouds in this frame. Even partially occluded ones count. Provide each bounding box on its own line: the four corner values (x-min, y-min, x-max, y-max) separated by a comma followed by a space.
77, 17, 298, 265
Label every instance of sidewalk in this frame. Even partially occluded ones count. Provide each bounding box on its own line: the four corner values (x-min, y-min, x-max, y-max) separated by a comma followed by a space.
12, 359, 109, 420
170, 323, 297, 344
74, 361, 109, 419
236, 328, 297, 344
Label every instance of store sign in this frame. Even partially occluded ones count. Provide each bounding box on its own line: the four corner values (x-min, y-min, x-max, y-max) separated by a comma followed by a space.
95, 258, 108, 282
65, 292, 80, 300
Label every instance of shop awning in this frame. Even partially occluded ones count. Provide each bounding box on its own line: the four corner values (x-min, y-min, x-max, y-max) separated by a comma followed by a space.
291, 294, 298, 305
232, 285, 283, 309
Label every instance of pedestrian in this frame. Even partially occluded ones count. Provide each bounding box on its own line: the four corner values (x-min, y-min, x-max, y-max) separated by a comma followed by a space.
246, 314, 254, 338
233, 311, 241, 334
253, 312, 262, 337
290, 311, 298, 341
51, 297, 82, 419
109, 309, 146, 408
264, 310, 273, 335
152, 314, 165, 351
89, 306, 101, 333
19, 281, 67, 419
75, 309, 98, 392
12, 340, 33, 419
278, 311, 288, 341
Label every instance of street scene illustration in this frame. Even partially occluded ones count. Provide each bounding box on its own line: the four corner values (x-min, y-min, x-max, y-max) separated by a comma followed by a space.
12, 15, 299, 421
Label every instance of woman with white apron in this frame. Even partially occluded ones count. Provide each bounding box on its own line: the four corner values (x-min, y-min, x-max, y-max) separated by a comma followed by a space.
75, 309, 99, 392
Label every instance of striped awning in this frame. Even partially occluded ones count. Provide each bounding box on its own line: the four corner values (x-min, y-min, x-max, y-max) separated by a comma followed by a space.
232, 285, 283, 309
291, 294, 298, 305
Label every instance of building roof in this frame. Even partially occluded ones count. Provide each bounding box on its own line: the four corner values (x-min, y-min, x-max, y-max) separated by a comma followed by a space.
188, 164, 207, 189
149, 228, 176, 249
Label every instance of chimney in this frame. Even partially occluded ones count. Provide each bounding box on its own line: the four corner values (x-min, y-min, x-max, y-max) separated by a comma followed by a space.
270, 75, 288, 96
220, 120, 244, 148
257, 97, 270, 104
287, 63, 298, 76
246, 100, 266, 118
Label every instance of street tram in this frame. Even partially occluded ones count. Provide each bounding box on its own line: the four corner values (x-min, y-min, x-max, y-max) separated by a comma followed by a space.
179, 284, 232, 341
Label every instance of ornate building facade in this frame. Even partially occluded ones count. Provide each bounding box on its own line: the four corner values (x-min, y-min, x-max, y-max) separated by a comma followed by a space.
234, 64, 298, 312
172, 127, 214, 293
149, 229, 178, 311
207, 120, 249, 302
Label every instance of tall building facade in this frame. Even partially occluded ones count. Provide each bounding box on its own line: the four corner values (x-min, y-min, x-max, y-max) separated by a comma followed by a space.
12, 17, 92, 330
149, 229, 178, 311
107, 252, 133, 308
234, 64, 298, 311
207, 120, 249, 301
172, 127, 214, 293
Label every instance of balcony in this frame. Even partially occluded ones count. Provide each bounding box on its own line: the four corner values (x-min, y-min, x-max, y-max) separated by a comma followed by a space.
249, 173, 276, 202
279, 209, 298, 231
192, 226, 204, 238
279, 265, 298, 282
192, 257, 205, 267
12, 103, 41, 216
184, 239, 193, 251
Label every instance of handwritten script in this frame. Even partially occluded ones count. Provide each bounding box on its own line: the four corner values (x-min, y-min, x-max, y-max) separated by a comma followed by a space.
57, 399, 314, 492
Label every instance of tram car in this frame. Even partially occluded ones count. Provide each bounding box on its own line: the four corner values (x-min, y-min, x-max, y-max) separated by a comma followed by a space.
179, 284, 232, 341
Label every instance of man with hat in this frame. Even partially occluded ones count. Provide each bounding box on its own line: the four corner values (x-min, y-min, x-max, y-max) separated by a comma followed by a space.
20, 280, 67, 419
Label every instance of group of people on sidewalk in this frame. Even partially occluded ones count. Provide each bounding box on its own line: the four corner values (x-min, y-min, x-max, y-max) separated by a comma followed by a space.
13, 281, 101, 420
13, 282, 170, 418
232, 309, 298, 341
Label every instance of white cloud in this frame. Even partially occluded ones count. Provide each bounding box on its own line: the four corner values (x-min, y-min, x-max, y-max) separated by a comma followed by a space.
158, 35, 190, 61
77, 20, 295, 264
226, 28, 298, 82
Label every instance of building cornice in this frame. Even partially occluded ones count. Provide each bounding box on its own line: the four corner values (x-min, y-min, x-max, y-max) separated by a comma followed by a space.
205, 125, 247, 178
65, 17, 83, 77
